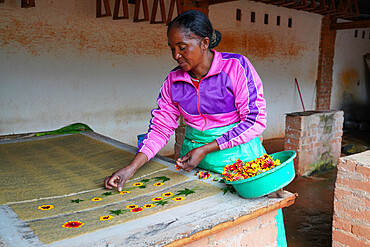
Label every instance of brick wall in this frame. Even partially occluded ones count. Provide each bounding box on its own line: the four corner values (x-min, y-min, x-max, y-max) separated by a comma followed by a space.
181, 0, 209, 15
316, 15, 337, 110
284, 110, 344, 176
332, 151, 370, 247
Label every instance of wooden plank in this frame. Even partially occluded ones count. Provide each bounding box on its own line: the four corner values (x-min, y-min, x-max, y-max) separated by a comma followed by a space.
330, 20, 370, 30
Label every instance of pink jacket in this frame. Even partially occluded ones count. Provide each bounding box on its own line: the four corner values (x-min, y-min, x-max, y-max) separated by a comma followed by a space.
138, 50, 266, 160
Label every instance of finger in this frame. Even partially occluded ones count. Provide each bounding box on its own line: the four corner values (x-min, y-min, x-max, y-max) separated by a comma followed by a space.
107, 176, 119, 188
117, 178, 125, 192
104, 176, 113, 189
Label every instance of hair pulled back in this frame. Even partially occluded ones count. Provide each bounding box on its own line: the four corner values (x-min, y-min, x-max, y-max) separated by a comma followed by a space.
168, 10, 222, 49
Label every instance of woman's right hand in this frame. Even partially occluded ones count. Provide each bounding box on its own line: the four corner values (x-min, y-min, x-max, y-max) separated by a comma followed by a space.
104, 166, 136, 192
104, 152, 148, 192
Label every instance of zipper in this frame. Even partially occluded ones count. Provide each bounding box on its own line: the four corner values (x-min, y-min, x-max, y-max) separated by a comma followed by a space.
195, 78, 207, 131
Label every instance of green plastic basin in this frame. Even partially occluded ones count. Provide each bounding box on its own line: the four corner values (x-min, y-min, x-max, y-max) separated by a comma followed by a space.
225, 150, 296, 198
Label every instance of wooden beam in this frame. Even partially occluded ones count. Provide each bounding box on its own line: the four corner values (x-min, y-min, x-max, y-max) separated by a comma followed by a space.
330, 20, 370, 30
0, 0, 4, 4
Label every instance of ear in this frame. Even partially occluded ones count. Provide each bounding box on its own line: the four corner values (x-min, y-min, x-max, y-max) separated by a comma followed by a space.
201, 37, 210, 50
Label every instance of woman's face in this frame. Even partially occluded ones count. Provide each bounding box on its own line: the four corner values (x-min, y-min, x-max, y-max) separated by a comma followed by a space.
167, 26, 207, 72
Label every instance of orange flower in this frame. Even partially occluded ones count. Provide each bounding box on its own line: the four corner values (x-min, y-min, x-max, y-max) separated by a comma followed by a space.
91, 197, 102, 201
126, 204, 138, 209
133, 182, 143, 187
143, 204, 155, 208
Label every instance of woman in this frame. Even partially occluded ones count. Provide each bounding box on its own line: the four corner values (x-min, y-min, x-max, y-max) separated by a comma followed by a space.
105, 10, 266, 192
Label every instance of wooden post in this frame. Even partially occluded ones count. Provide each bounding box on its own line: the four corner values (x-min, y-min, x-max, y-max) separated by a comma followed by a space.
167, 0, 182, 25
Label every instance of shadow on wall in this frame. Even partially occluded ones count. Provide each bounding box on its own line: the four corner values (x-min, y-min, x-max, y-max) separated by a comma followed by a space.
341, 54, 370, 132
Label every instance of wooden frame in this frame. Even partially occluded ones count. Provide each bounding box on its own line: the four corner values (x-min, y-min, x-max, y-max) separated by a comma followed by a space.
21, 0, 35, 8
167, 0, 182, 25
133, 0, 149, 22
96, 0, 111, 18
113, 0, 129, 19
150, 0, 166, 24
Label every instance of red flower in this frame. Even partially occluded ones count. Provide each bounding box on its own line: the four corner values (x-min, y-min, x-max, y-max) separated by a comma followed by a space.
130, 207, 143, 212
62, 221, 84, 229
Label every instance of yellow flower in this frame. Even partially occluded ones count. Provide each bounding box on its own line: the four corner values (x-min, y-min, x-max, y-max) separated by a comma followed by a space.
133, 182, 143, 187
99, 215, 113, 221
91, 197, 102, 201
38, 205, 54, 210
126, 204, 138, 209
162, 192, 173, 197
120, 191, 131, 195
143, 204, 155, 208
172, 196, 185, 201
152, 197, 164, 201
153, 182, 164, 186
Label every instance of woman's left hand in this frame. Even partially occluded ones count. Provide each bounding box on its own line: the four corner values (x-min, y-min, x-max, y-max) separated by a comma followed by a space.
176, 140, 220, 172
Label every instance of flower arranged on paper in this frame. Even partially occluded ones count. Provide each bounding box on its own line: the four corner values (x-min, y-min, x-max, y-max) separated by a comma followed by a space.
162, 192, 173, 197
175, 165, 181, 170
172, 196, 185, 201
143, 204, 155, 208
91, 197, 102, 202
71, 199, 84, 203
222, 154, 281, 182
153, 182, 164, 187
120, 191, 131, 195
133, 182, 143, 187
152, 197, 164, 201
99, 215, 113, 221
198, 171, 211, 180
62, 221, 84, 229
126, 204, 138, 209
38, 205, 54, 210
130, 207, 143, 212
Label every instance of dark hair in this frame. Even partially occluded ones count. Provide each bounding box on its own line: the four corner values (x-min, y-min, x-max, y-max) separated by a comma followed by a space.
167, 10, 222, 49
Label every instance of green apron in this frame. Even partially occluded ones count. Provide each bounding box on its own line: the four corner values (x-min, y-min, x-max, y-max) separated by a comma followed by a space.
180, 123, 266, 174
